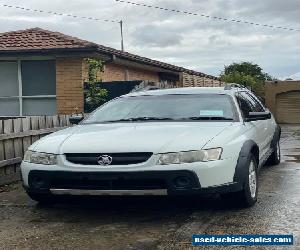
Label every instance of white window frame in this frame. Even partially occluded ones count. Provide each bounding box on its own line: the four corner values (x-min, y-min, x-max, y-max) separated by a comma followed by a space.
0, 58, 56, 116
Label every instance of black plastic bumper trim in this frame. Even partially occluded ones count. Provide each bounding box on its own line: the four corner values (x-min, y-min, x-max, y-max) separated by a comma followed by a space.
24, 170, 242, 195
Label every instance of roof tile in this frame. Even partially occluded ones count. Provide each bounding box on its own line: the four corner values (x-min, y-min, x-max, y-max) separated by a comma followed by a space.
0, 27, 96, 50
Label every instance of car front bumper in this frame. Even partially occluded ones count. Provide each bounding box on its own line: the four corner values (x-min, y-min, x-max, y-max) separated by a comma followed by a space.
21, 156, 241, 196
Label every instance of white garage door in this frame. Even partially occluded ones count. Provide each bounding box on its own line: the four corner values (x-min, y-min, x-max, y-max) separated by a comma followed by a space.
276, 91, 300, 124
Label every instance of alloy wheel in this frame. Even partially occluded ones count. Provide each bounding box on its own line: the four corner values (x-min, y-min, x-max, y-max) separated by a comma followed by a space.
277, 141, 281, 161
249, 161, 257, 198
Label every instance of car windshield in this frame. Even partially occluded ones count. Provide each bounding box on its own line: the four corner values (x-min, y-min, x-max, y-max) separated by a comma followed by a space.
82, 94, 237, 124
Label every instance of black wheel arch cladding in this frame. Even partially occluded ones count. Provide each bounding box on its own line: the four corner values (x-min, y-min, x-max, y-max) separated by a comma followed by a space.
233, 140, 258, 188
233, 126, 280, 187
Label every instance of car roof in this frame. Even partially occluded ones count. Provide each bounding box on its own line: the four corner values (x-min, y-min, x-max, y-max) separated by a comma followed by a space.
124, 87, 247, 97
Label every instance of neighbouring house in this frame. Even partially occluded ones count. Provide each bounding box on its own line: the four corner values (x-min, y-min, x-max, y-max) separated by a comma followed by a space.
265, 80, 300, 124
0, 28, 221, 116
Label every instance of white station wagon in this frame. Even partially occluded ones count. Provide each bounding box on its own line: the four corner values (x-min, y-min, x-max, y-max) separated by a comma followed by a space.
21, 85, 281, 207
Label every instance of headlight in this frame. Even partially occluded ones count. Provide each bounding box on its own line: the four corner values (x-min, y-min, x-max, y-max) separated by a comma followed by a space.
23, 150, 57, 165
157, 148, 222, 165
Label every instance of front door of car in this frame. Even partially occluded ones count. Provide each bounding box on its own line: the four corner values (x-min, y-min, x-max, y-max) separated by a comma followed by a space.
246, 92, 275, 150
236, 92, 271, 160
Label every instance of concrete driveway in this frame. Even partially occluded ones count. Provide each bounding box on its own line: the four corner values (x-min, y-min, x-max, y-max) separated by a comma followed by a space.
0, 125, 300, 250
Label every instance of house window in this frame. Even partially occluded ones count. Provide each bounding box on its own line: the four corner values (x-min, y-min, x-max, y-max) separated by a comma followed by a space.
0, 60, 56, 116
0, 61, 19, 116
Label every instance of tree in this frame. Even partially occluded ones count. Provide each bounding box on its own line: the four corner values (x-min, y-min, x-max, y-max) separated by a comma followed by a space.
85, 58, 108, 111
222, 62, 273, 82
220, 61, 275, 95
220, 72, 256, 88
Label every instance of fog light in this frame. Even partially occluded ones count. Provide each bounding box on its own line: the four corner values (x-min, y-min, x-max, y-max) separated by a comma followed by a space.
31, 177, 46, 189
173, 176, 191, 188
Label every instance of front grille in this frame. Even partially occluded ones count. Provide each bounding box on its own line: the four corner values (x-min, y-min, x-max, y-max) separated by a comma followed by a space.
65, 152, 153, 165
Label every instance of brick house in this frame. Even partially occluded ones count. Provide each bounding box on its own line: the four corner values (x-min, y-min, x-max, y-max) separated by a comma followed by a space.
0, 28, 221, 116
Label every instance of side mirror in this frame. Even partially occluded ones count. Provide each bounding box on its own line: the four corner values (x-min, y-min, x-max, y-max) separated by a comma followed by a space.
245, 111, 271, 122
69, 116, 84, 125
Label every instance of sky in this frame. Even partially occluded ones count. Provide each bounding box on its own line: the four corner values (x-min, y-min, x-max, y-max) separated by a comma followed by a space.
0, 0, 299, 79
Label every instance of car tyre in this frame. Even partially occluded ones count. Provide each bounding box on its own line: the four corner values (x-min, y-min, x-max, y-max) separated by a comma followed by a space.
266, 140, 281, 166
26, 191, 56, 205
221, 154, 258, 208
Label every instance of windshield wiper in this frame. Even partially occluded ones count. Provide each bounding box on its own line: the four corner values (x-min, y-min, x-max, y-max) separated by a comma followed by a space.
84, 116, 233, 124
104, 117, 174, 122
182, 116, 234, 121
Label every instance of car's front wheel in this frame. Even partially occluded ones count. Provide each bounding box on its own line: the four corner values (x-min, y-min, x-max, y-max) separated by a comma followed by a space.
221, 154, 258, 207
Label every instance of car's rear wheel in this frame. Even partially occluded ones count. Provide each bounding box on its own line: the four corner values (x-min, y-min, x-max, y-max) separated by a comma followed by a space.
221, 154, 258, 207
266, 140, 281, 166
26, 191, 56, 204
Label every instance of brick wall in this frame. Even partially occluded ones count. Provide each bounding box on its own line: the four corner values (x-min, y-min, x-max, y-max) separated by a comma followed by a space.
180, 72, 223, 87
56, 59, 160, 114
56, 57, 85, 114
101, 63, 159, 82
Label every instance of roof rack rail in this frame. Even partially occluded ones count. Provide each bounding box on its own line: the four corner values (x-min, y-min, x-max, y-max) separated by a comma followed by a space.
224, 83, 249, 90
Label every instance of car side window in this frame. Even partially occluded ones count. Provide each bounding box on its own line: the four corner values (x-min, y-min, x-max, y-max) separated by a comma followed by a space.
239, 92, 265, 112
236, 93, 254, 118
246, 92, 266, 112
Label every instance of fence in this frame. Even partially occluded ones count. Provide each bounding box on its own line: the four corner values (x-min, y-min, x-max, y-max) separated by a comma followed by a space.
0, 115, 71, 185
